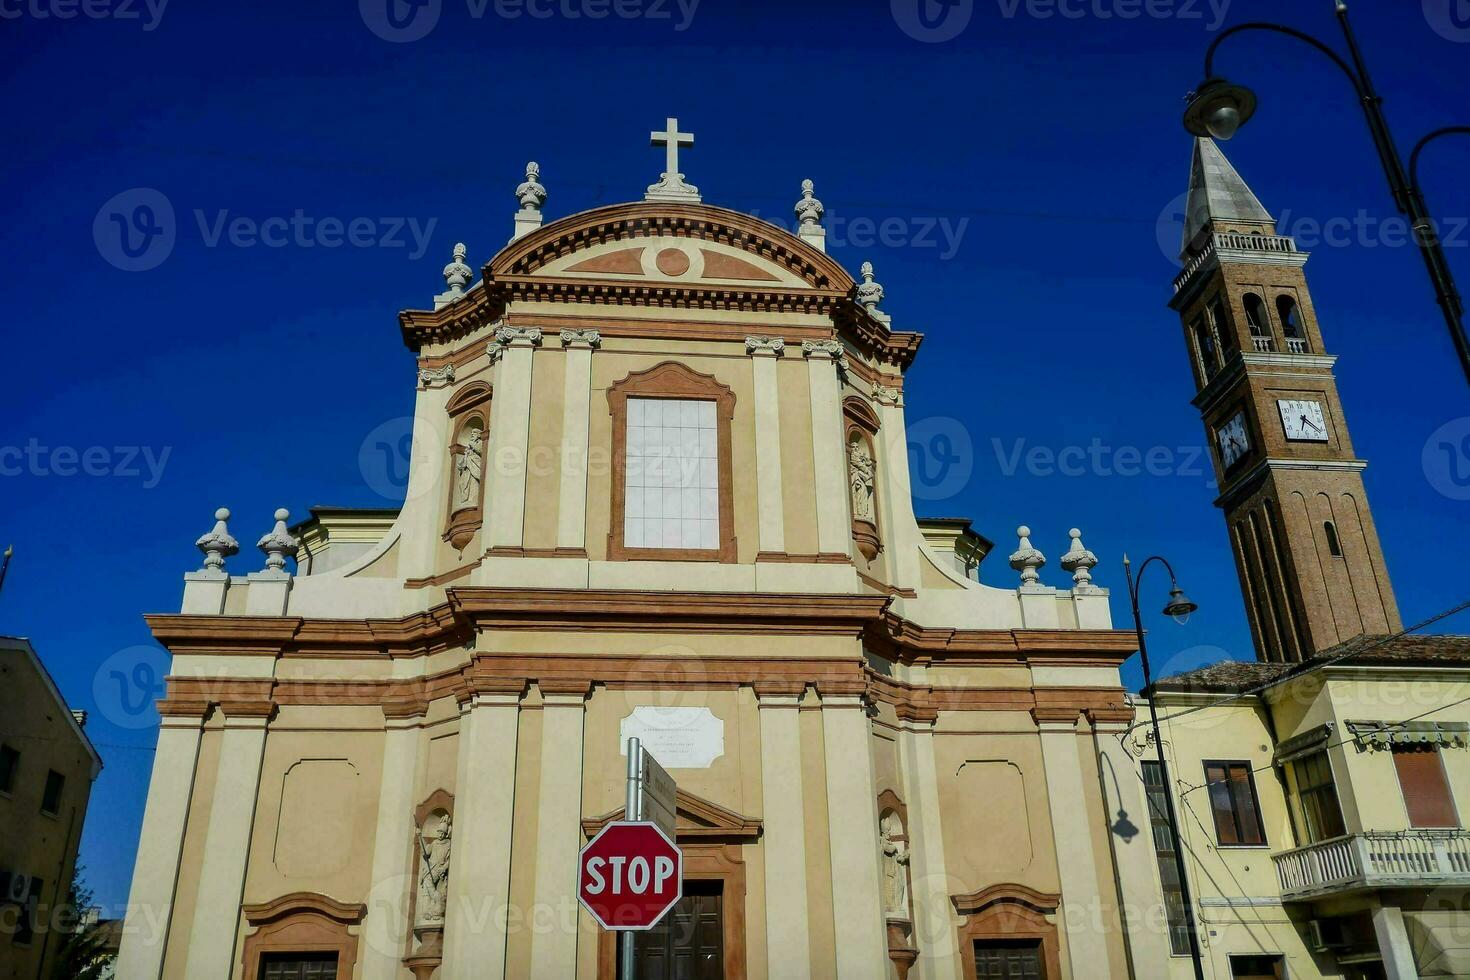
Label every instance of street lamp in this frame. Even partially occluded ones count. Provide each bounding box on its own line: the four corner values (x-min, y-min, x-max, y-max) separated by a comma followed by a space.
1122, 553, 1205, 980
1181, 3, 1470, 388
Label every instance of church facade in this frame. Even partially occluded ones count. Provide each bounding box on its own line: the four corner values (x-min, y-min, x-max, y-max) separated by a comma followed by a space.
115, 121, 1171, 980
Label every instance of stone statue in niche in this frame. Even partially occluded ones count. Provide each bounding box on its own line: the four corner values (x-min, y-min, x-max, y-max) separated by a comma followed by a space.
452, 426, 483, 513
880, 811, 909, 917
848, 439, 876, 523
416, 811, 452, 926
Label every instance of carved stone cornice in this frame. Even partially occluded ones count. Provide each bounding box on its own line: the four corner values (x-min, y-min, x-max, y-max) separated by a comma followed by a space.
243, 893, 367, 927
951, 884, 1060, 917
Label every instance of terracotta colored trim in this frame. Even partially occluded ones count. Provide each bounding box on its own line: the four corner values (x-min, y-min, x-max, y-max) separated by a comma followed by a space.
404, 562, 477, 589
155, 698, 211, 720
855, 570, 917, 598
413, 789, 455, 829
953, 884, 1063, 980
243, 892, 367, 927
506, 312, 834, 344
536, 678, 593, 697
606, 361, 739, 565
241, 892, 365, 980
581, 788, 762, 842
866, 614, 1139, 667
444, 380, 493, 417
751, 681, 807, 699
1030, 706, 1081, 727
448, 588, 886, 635
219, 699, 277, 719
483, 546, 588, 559
842, 395, 882, 434
489, 201, 854, 291
382, 698, 430, 720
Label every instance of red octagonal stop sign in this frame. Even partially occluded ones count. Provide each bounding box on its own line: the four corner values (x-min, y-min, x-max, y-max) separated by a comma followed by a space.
578, 821, 683, 930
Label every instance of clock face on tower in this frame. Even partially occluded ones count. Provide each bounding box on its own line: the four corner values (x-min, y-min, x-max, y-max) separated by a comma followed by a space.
1278, 399, 1329, 442
1216, 411, 1251, 470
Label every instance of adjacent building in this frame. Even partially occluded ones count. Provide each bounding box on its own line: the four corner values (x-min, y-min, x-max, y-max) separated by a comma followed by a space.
0, 636, 103, 980
1106, 139, 1470, 980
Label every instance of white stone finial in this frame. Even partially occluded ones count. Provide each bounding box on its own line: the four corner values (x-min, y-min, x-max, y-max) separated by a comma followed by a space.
796, 179, 824, 228
195, 507, 239, 575
857, 261, 885, 314
511, 162, 547, 243
434, 242, 474, 309
795, 179, 827, 253
516, 161, 546, 211
1059, 528, 1099, 590
256, 508, 299, 574
1009, 525, 1047, 588
645, 117, 700, 203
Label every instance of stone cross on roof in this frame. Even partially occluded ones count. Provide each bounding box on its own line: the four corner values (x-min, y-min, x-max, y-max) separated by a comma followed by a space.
645, 117, 701, 203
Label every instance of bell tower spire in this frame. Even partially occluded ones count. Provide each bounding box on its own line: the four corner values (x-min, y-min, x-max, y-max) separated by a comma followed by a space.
1168, 139, 1400, 663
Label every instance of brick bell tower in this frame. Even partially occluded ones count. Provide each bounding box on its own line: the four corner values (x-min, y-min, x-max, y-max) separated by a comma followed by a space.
1168, 137, 1401, 663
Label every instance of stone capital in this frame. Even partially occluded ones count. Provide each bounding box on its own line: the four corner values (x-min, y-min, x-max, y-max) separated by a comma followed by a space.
494, 326, 543, 349
745, 335, 786, 357
558, 328, 601, 350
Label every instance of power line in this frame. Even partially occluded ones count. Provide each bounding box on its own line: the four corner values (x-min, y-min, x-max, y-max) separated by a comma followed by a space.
1124, 596, 1470, 737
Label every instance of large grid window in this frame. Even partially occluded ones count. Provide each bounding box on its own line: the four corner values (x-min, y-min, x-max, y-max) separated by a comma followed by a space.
623, 397, 720, 552
1292, 751, 1346, 843
1204, 761, 1267, 846
1142, 761, 1191, 956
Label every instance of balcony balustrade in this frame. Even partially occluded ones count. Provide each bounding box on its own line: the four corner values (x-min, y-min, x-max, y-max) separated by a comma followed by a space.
1273, 830, 1470, 901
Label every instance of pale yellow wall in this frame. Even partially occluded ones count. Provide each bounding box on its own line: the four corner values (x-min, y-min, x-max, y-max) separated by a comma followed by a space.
776, 357, 819, 557
162, 714, 224, 980
522, 347, 568, 551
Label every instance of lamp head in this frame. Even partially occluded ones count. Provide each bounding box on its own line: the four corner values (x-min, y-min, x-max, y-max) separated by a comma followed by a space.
1163, 585, 1199, 625
1183, 77, 1257, 140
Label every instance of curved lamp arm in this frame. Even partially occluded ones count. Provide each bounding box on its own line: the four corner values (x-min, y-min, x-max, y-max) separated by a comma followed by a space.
1202, 23, 1364, 97
1410, 127, 1470, 194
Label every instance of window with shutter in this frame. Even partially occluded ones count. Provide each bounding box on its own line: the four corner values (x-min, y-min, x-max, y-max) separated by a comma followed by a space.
1392, 745, 1459, 828
1203, 761, 1266, 846
1291, 751, 1346, 843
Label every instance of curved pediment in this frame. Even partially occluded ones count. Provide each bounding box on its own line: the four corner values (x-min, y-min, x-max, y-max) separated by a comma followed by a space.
488, 201, 854, 293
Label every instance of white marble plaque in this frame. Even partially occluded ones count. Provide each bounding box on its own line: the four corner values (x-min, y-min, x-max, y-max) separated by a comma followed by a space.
619, 706, 725, 769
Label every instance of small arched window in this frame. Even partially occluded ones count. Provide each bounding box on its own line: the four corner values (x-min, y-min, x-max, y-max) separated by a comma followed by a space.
1277, 296, 1305, 339
1324, 520, 1343, 558
1209, 297, 1236, 353
1243, 294, 1271, 337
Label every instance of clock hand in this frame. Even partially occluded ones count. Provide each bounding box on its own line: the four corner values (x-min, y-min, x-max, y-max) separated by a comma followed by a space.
1299, 414, 1322, 434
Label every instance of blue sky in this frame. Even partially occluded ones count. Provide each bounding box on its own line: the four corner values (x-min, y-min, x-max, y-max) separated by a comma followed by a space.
2, 0, 1468, 911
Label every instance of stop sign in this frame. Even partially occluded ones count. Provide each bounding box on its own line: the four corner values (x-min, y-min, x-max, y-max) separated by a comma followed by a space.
577, 821, 683, 930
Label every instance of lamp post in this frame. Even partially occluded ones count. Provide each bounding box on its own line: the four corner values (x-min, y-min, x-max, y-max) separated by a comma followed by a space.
1122, 553, 1204, 980
1181, 2, 1470, 388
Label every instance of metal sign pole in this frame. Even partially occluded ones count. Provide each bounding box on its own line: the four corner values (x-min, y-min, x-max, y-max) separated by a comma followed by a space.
619, 737, 641, 980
